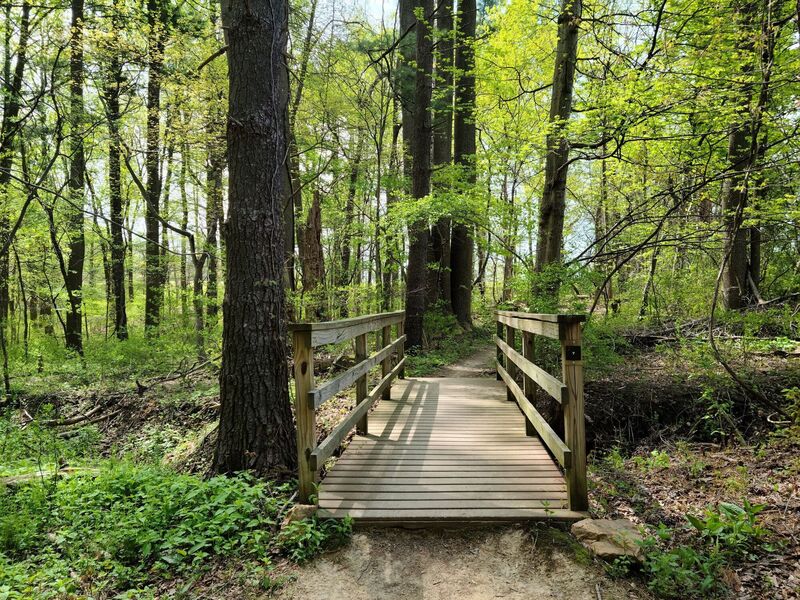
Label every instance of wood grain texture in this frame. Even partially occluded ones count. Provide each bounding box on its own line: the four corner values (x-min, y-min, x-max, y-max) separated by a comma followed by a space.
317, 377, 584, 524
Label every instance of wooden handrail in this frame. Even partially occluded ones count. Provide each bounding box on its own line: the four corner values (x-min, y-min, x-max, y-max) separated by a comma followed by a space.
291, 311, 406, 503
495, 310, 587, 512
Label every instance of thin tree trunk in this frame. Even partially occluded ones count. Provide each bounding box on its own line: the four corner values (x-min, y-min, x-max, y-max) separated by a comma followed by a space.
106, 45, 127, 340
213, 0, 297, 476
65, 0, 86, 354
144, 0, 166, 332
206, 129, 224, 321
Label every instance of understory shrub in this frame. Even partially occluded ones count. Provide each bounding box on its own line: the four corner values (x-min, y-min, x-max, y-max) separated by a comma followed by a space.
0, 464, 350, 598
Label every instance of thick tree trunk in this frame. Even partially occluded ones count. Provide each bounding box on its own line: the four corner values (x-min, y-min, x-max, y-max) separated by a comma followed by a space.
144, 0, 166, 332
65, 0, 86, 354
404, 0, 434, 349
429, 0, 454, 308
213, 0, 297, 476
106, 52, 127, 340
722, 0, 758, 310
451, 0, 476, 326
534, 0, 582, 287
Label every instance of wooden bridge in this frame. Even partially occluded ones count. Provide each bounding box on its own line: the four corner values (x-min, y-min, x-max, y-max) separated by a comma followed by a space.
289, 310, 588, 525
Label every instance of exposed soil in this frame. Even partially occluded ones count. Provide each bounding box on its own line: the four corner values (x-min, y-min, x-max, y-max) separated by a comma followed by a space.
429, 344, 496, 377
275, 526, 651, 600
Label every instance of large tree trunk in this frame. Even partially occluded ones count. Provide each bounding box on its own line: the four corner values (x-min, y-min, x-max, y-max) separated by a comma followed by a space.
404, 0, 434, 349
429, 0, 454, 308
106, 46, 127, 340
213, 0, 297, 476
65, 0, 86, 354
144, 0, 166, 332
450, 0, 476, 326
534, 0, 582, 288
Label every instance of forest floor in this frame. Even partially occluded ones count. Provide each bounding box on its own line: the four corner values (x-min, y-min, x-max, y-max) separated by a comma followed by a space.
4, 325, 798, 598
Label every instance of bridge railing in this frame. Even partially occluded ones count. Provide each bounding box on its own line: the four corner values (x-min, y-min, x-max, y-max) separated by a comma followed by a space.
289, 310, 406, 503
495, 310, 588, 511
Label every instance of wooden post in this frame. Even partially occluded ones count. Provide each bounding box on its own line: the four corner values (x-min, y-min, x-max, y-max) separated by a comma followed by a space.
355, 333, 368, 434
505, 324, 517, 402
561, 318, 587, 511
398, 319, 405, 379
293, 329, 316, 504
381, 324, 392, 399
522, 330, 536, 437
495, 317, 504, 380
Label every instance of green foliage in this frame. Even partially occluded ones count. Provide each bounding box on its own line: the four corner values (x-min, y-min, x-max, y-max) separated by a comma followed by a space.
633, 449, 671, 473
0, 465, 350, 598
275, 515, 352, 563
637, 502, 771, 598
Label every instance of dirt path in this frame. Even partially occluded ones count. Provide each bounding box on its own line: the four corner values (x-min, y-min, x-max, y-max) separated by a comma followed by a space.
276, 527, 649, 600
430, 344, 496, 378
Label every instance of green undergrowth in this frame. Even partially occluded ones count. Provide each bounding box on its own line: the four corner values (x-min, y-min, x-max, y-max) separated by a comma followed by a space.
404, 308, 493, 376
606, 500, 775, 598
0, 464, 351, 598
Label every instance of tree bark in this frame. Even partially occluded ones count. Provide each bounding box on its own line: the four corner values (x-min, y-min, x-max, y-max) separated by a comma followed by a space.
0, 0, 31, 329
404, 0, 434, 349
299, 187, 325, 319
429, 0, 454, 308
65, 0, 86, 354
144, 0, 166, 332
206, 128, 224, 322
213, 0, 297, 476
534, 0, 582, 289
106, 44, 127, 340
451, 0, 476, 326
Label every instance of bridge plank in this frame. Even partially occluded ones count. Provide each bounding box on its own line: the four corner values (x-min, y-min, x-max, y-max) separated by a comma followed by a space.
317, 377, 580, 524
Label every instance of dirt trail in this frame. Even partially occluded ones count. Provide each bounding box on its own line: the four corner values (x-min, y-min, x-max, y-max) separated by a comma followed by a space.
276, 527, 648, 600
275, 347, 651, 600
430, 344, 496, 378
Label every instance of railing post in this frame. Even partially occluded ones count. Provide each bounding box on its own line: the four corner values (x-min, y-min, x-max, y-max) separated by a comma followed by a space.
355, 333, 368, 434
505, 324, 517, 402
293, 329, 316, 504
522, 330, 536, 437
381, 324, 392, 399
495, 317, 504, 380
398, 319, 405, 379
561, 318, 587, 511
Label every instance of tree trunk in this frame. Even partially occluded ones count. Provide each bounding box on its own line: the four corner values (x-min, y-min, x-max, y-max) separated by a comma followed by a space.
106, 47, 127, 340
721, 0, 758, 310
65, 0, 86, 354
429, 0, 454, 308
404, 0, 434, 349
144, 0, 166, 332
299, 187, 325, 319
213, 0, 297, 476
0, 0, 31, 330
450, 0, 476, 326
534, 0, 582, 289
179, 141, 189, 323
206, 129, 224, 322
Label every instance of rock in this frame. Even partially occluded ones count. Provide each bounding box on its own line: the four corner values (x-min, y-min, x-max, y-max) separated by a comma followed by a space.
282, 504, 317, 528
571, 518, 644, 562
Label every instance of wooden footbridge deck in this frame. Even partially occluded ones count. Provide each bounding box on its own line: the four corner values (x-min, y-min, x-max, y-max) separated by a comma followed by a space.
290, 310, 588, 525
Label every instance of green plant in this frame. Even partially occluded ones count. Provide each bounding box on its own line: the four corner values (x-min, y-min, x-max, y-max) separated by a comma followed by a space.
275, 515, 353, 563
633, 449, 670, 472
685, 500, 769, 559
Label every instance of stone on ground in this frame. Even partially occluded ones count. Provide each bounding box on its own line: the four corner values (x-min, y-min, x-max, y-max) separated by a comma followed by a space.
571, 518, 644, 562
